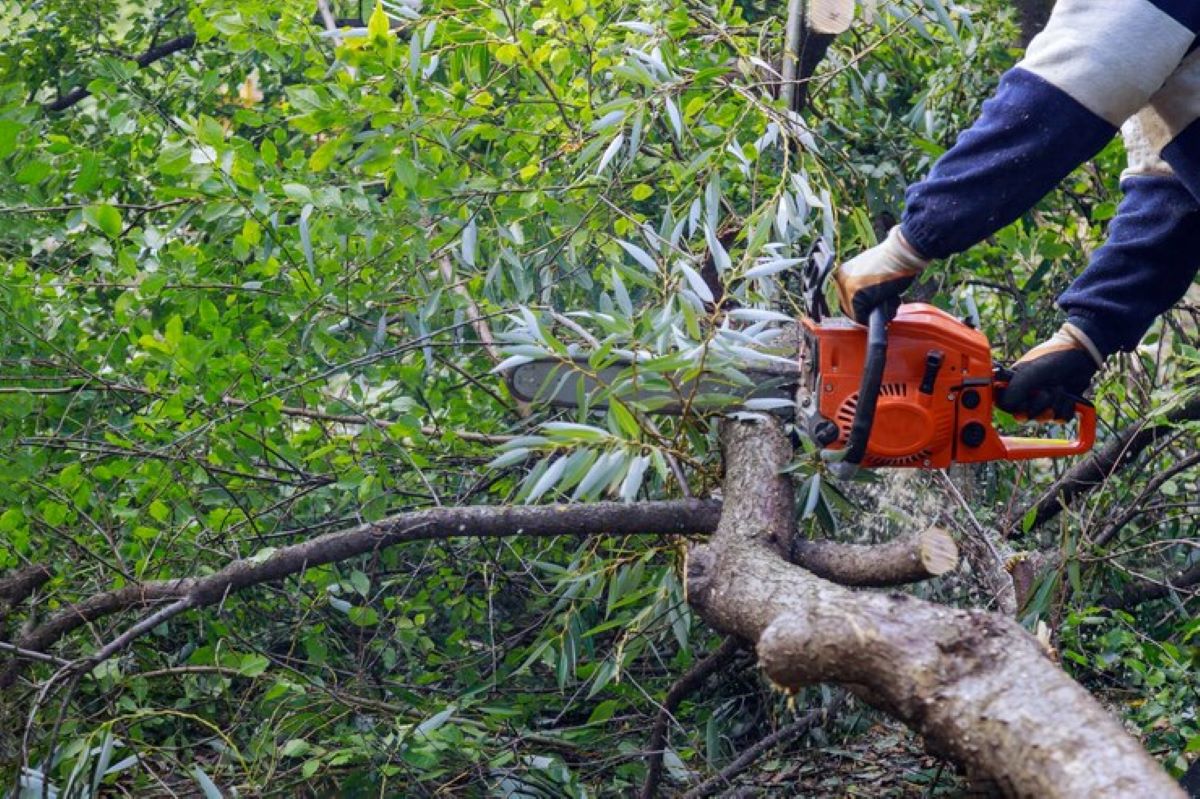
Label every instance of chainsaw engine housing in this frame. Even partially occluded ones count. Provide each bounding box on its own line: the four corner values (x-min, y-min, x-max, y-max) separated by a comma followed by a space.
801, 303, 1012, 468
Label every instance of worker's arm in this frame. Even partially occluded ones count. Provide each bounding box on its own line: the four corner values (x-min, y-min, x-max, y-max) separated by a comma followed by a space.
837, 0, 1200, 323
999, 110, 1200, 419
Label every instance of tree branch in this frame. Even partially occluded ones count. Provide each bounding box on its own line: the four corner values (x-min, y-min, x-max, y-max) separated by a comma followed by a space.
1091, 451, 1200, 548
1015, 393, 1200, 535
0, 499, 719, 688
0, 565, 52, 607
686, 417, 1182, 797
1099, 560, 1200, 609
789, 526, 957, 587
640, 636, 742, 799
44, 34, 198, 112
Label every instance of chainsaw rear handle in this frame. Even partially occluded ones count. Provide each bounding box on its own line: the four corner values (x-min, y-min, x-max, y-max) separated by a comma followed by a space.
839, 306, 889, 467
992, 385, 1097, 460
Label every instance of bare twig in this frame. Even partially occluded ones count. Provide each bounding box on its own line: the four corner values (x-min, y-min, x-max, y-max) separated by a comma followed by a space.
641, 636, 742, 799
683, 690, 849, 798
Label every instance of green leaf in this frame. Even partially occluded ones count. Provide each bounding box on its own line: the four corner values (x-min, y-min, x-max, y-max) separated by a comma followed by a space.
283, 183, 313, 203
587, 699, 619, 725
42, 501, 69, 526
190, 765, 224, 799
238, 654, 270, 677
84, 204, 123, 238
0, 508, 22, 533
0, 120, 24, 159
281, 739, 311, 758
308, 136, 342, 172
368, 1, 390, 40
347, 606, 380, 626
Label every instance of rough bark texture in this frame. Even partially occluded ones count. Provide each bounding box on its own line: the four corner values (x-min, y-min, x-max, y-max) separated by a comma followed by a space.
686, 417, 1182, 798
0, 565, 51, 607
790, 527, 957, 587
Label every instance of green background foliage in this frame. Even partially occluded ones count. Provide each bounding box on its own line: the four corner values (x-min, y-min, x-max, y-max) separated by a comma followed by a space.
0, 0, 1195, 794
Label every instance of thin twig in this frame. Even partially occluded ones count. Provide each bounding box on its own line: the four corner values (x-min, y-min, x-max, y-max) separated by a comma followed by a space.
683, 690, 849, 798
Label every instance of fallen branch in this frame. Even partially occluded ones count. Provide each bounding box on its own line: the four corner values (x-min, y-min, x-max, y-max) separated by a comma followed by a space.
1016, 393, 1200, 535
0, 490, 987, 691
640, 636, 742, 799
789, 526, 957, 587
686, 417, 1182, 797
1099, 560, 1200, 609
682, 690, 848, 799
0, 499, 719, 688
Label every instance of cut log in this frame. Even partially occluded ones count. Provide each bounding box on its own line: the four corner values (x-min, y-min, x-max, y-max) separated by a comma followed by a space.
791, 526, 958, 587
806, 0, 855, 34
686, 417, 1182, 798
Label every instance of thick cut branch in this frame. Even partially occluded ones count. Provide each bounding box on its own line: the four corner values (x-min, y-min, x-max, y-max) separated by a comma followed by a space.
687, 418, 1182, 798
1, 499, 718, 687
790, 527, 957, 587
1017, 394, 1200, 535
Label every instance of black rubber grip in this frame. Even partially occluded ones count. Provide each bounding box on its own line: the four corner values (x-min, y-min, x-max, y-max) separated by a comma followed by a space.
842, 307, 888, 466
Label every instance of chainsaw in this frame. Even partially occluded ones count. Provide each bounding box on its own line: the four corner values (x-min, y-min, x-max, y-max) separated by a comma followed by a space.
505, 242, 1095, 474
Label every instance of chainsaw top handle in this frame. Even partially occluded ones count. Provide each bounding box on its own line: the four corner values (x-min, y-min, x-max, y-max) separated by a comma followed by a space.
839, 306, 888, 467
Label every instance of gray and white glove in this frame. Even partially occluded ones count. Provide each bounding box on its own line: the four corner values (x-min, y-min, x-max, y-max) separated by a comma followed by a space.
834, 226, 930, 324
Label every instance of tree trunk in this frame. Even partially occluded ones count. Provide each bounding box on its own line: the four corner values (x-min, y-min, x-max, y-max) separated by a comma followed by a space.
686, 417, 1182, 798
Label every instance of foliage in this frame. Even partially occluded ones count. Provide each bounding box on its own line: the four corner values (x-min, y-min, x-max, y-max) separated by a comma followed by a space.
0, 0, 1195, 794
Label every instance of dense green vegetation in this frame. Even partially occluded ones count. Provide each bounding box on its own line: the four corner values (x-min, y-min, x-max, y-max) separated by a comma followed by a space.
0, 0, 1195, 794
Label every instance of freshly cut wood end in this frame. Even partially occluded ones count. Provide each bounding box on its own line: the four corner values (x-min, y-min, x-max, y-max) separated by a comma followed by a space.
807, 0, 855, 34
918, 526, 958, 576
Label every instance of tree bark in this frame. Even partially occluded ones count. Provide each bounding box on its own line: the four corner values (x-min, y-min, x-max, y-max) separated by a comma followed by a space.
686, 417, 1182, 798
0, 488, 970, 690
790, 526, 957, 587
1100, 560, 1200, 609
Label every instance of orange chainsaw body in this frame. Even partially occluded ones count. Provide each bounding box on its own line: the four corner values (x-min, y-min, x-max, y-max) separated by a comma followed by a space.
801, 303, 1095, 468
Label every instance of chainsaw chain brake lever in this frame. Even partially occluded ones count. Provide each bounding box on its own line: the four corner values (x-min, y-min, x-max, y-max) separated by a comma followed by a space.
824, 306, 888, 478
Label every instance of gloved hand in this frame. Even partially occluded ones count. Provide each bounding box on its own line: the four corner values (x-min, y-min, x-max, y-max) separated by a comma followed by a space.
834, 226, 929, 324
995, 323, 1104, 421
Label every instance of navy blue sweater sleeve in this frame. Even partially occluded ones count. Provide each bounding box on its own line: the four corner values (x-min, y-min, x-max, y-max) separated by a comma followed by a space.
900, 68, 1116, 260
1058, 175, 1200, 356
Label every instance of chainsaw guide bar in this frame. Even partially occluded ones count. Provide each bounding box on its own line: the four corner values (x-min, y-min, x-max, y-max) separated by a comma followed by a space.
506, 358, 800, 416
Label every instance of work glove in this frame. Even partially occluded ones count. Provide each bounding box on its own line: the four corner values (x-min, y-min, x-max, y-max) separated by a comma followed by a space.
995, 323, 1104, 421
834, 226, 930, 324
